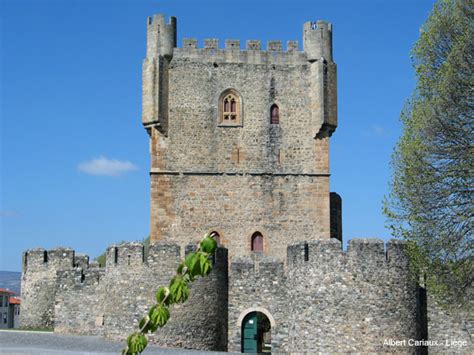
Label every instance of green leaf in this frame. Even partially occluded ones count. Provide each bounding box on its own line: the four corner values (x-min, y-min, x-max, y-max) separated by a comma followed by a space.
128, 332, 147, 354
200, 235, 218, 254
177, 262, 185, 274
148, 304, 170, 327
169, 275, 189, 303
199, 253, 212, 276
184, 252, 201, 278
155, 286, 170, 305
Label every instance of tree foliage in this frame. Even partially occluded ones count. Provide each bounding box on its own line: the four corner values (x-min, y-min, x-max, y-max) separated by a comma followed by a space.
122, 233, 218, 355
384, 0, 473, 304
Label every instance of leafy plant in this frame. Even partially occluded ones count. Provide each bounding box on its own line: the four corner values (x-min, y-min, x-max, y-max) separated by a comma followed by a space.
122, 233, 218, 355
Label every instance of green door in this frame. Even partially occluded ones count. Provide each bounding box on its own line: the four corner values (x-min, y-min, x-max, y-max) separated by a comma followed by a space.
242, 312, 258, 353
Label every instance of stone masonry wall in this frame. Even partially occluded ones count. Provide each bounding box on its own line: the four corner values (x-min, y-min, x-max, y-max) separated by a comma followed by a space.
287, 239, 420, 353
228, 239, 423, 354
23, 242, 228, 351
54, 266, 105, 335
151, 173, 330, 262
101, 242, 228, 351
144, 16, 338, 261
427, 294, 473, 354
20, 248, 74, 329
228, 254, 288, 353
151, 246, 228, 351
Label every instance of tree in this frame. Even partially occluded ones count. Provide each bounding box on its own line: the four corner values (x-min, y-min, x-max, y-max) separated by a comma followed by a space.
384, 0, 473, 305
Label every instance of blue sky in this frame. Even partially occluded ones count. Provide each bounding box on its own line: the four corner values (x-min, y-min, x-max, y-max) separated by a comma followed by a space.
1, 0, 436, 272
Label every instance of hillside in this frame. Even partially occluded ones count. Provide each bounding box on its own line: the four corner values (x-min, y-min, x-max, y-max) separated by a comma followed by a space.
0, 271, 21, 295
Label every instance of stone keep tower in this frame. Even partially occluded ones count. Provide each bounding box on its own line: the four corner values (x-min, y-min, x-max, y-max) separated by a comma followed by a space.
142, 15, 339, 261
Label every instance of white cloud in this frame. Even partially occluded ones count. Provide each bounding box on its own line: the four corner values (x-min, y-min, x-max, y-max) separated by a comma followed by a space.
77, 156, 138, 176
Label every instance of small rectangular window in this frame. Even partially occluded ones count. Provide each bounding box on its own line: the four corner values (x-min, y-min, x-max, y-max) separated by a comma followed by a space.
0, 296, 3, 307
3, 312, 7, 324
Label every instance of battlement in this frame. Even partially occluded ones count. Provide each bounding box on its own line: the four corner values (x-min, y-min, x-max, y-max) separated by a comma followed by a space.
303, 20, 333, 61
173, 37, 308, 66
23, 247, 75, 272
146, 14, 177, 58
57, 267, 104, 288
288, 238, 409, 269
104, 241, 228, 269
145, 13, 334, 66
229, 238, 409, 275
181, 38, 299, 52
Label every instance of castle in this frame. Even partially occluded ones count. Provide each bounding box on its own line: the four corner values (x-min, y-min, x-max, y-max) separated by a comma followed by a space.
21, 14, 472, 354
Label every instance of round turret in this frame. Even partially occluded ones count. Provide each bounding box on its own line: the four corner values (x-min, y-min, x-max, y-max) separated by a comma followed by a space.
303, 20, 333, 61
146, 14, 177, 58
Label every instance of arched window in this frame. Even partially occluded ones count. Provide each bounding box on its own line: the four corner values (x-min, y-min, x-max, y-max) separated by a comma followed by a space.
219, 89, 242, 126
251, 232, 264, 252
270, 104, 279, 124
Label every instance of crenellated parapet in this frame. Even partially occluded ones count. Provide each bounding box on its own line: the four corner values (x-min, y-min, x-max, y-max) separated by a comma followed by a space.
285, 238, 419, 353
172, 39, 307, 66
21, 247, 89, 329
303, 20, 333, 61
55, 266, 106, 335
21, 241, 229, 350
228, 254, 288, 353
23, 247, 74, 273
146, 14, 176, 58
228, 238, 419, 353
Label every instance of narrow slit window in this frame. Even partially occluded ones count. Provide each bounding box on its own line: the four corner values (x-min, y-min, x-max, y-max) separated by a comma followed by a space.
270, 104, 279, 124
251, 232, 264, 252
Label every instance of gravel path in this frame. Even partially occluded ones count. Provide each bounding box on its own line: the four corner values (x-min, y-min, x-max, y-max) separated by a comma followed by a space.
0, 330, 231, 355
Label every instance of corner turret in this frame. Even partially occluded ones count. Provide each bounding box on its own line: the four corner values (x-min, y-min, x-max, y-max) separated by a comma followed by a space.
304, 20, 337, 137
303, 20, 333, 62
146, 14, 177, 58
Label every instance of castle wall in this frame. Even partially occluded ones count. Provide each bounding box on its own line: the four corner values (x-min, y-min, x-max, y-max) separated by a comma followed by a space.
101, 242, 180, 340
287, 239, 420, 353
228, 255, 289, 353
22, 242, 229, 351
151, 246, 228, 351
54, 267, 105, 335
20, 248, 74, 329
427, 294, 473, 354
228, 239, 422, 354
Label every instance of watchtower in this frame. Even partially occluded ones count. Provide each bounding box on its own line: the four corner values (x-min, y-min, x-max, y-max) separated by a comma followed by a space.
142, 15, 340, 261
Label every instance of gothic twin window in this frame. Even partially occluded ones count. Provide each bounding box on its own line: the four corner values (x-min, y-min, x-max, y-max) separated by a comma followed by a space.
218, 89, 279, 126
219, 89, 242, 126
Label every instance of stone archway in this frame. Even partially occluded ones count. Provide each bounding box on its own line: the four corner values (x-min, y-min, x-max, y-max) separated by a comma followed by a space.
239, 308, 275, 353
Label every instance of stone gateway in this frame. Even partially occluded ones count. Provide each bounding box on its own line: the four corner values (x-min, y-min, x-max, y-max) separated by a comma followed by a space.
21, 14, 472, 354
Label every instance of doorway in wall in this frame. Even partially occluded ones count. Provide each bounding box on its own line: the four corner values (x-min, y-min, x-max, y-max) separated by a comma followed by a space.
241, 311, 271, 353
